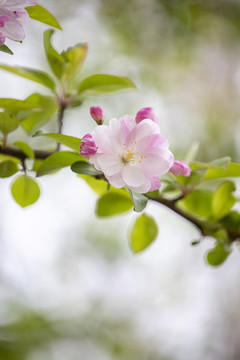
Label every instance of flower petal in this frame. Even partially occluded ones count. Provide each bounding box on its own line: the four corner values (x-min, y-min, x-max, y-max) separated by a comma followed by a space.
97, 154, 123, 176
122, 165, 146, 187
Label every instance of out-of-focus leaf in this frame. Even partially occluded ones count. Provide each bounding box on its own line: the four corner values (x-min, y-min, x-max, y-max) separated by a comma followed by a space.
61, 43, 88, 80
0, 44, 13, 55
0, 160, 18, 178
0, 98, 42, 111
0, 64, 56, 91
77, 74, 136, 95
13, 141, 35, 159
80, 174, 109, 195
205, 162, 240, 180
178, 190, 213, 219
212, 181, 236, 220
128, 190, 148, 212
96, 191, 133, 217
0, 112, 19, 134
71, 161, 100, 176
37, 151, 82, 176
190, 156, 231, 171
221, 211, 240, 233
35, 133, 81, 153
43, 29, 65, 79
20, 95, 57, 133
26, 4, 62, 30
205, 243, 231, 267
11, 175, 40, 207
129, 213, 158, 253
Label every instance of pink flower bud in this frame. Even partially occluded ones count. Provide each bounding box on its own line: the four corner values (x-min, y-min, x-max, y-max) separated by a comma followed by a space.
80, 134, 98, 158
169, 160, 191, 177
135, 107, 160, 125
90, 106, 104, 125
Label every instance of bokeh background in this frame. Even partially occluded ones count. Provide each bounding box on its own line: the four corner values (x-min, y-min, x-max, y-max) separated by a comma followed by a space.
1, 0, 240, 359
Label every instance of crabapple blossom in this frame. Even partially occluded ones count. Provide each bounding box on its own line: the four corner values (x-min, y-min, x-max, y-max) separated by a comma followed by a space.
82, 111, 174, 193
170, 160, 191, 177
80, 134, 98, 158
135, 107, 160, 125
0, 0, 36, 45
90, 106, 104, 125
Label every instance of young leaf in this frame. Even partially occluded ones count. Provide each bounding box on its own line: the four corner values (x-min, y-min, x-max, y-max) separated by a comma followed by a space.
11, 175, 40, 207
128, 190, 148, 212
37, 151, 82, 176
178, 190, 213, 219
77, 74, 136, 96
0, 160, 18, 178
43, 30, 65, 79
212, 181, 236, 220
61, 43, 88, 80
129, 213, 158, 253
26, 4, 62, 30
205, 162, 240, 180
190, 156, 231, 171
13, 141, 34, 159
0, 65, 56, 91
35, 133, 81, 153
20, 96, 57, 133
0, 112, 19, 134
80, 175, 109, 195
96, 192, 133, 217
205, 243, 231, 267
0, 98, 42, 111
71, 161, 100, 176
0, 44, 13, 55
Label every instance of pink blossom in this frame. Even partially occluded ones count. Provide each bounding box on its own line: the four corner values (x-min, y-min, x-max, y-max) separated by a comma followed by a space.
87, 114, 174, 193
90, 106, 104, 125
80, 134, 98, 158
169, 160, 191, 177
0, 0, 36, 45
135, 107, 160, 125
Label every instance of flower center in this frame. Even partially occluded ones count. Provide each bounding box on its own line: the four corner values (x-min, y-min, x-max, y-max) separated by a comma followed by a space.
119, 140, 147, 165
122, 149, 135, 164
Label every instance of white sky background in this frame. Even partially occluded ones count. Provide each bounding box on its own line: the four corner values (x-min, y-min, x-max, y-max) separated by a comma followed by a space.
0, 1, 240, 359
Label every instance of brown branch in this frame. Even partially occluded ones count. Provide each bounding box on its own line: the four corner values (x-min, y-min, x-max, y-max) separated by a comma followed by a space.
0, 146, 55, 160
148, 195, 240, 242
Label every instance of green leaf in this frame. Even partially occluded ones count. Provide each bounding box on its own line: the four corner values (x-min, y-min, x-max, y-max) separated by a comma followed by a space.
20, 95, 57, 133
96, 192, 133, 217
11, 175, 40, 207
128, 190, 148, 213
71, 161, 100, 176
0, 65, 56, 91
35, 133, 81, 153
221, 211, 240, 232
77, 74, 136, 96
80, 175, 109, 195
37, 151, 82, 177
178, 190, 213, 219
205, 162, 240, 180
61, 43, 88, 80
43, 29, 65, 79
212, 181, 236, 220
206, 243, 231, 267
26, 4, 62, 30
13, 141, 35, 159
0, 160, 18, 178
0, 44, 13, 55
0, 112, 19, 134
0, 98, 42, 111
190, 157, 231, 171
129, 213, 158, 253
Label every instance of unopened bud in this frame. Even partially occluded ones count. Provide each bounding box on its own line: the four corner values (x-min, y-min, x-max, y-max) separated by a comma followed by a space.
90, 106, 104, 125
169, 160, 191, 177
80, 134, 97, 158
135, 107, 160, 125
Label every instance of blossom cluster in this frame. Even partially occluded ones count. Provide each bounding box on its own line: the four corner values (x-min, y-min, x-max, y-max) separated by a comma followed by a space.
0, 0, 36, 45
81, 107, 191, 194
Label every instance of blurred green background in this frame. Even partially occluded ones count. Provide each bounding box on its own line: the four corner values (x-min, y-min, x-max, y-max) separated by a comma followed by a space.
1, 1, 240, 359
